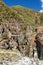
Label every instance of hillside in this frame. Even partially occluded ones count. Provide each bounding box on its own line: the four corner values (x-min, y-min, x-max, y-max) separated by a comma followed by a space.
0, 0, 43, 61
0, 0, 41, 29
40, 12, 43, 25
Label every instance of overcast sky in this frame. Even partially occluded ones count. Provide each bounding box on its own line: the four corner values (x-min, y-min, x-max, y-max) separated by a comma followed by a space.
3, 0, 43, 12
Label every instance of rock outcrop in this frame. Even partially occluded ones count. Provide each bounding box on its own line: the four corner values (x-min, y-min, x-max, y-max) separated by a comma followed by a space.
0, 0, 43, 60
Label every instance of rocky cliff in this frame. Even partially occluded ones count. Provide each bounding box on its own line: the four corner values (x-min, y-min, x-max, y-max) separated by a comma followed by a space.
0, 0, 43, 60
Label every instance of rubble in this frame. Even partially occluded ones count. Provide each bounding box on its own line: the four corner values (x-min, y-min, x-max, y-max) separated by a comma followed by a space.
0, 57, 43, 65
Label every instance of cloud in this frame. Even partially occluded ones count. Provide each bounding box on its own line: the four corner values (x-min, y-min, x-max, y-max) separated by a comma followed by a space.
41, 0, 43, 9
40, 0, 43, 12
41, 0, 43, 2
40, 10, 43, 12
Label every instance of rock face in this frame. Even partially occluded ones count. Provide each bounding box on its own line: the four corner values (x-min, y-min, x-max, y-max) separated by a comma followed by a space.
34, 26, 43, 60
0, 23, 43, 60
0, 0, 43, 60
0, 22, 33, 57
0, 39, 18, 50
35, 33, 43, 60
0, 21, 43, 60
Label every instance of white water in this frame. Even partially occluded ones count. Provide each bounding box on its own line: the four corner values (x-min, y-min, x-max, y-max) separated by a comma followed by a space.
0, 57, 43, 65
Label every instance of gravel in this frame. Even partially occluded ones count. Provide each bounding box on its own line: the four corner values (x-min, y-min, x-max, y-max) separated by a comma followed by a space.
0, 57, 43, 65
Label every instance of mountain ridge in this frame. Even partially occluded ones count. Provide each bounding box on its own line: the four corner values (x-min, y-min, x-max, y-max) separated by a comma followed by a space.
0, 0, 43, 28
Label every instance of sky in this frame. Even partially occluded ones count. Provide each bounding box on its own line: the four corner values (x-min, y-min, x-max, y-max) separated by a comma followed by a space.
3, 0, 43, 12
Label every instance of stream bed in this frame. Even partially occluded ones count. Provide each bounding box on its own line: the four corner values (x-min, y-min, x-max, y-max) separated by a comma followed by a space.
0, 57, 43, 65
